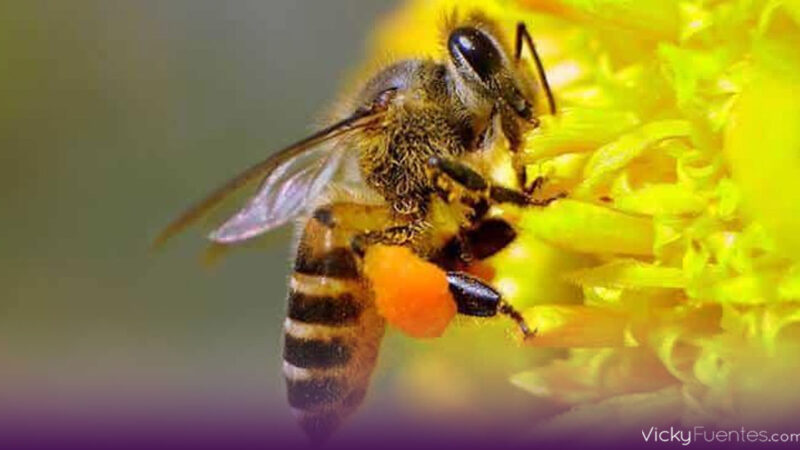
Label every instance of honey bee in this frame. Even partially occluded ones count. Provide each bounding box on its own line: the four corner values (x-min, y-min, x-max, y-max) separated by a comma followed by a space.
156, 13, 562, 443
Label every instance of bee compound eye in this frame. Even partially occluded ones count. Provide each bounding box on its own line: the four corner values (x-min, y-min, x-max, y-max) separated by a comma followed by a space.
448, 27, 503, 82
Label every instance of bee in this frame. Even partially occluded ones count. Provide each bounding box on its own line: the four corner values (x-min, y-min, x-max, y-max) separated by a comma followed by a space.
156, 13, 562, 443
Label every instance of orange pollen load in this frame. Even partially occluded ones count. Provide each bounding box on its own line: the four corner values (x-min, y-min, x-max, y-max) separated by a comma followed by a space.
363, 245, 456, 338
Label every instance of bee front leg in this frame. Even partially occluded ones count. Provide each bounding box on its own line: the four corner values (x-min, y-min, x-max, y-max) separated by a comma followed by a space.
447, 271, 535, 339
427, 156, 565, 207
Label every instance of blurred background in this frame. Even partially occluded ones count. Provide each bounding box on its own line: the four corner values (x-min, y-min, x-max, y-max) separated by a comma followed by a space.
0, 0, 553, 445
2, 0, 400, 443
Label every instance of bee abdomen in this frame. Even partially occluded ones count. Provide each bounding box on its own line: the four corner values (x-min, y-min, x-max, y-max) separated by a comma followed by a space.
287, 290, 363, 326
283, 333, 351, 369
294, 247, 360, 279
286, 375, 345, 409
282, 296, 382, 441
283, 210, 386, 442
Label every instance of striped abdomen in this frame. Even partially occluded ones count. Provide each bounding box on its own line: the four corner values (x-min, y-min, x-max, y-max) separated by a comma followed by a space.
283, 205, 386, 442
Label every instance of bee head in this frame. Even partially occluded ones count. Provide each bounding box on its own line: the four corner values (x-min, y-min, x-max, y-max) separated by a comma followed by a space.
447, 26, 532, 120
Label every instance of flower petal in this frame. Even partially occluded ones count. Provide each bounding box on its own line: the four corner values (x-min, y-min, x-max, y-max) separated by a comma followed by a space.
520, 200, 655, 255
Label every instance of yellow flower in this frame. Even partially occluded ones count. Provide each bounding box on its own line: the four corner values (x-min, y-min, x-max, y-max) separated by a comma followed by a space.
367, 0, 800, 438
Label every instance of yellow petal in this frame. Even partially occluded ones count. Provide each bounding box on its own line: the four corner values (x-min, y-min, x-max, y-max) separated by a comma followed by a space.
565, 260, 687, 289
518, 0, 681, 40
576, 120, 692, 197
490, 234, 592, 310
778, 264, 800, 300
724, 39, 800, 263
522, 305, 630, 347
521, 107, 640, 161
520, 199, 655, 255
614, 183, 706, 216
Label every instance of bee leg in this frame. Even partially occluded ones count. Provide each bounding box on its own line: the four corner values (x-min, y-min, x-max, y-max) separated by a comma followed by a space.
350, 222, 424, 257
526, 174, 545, 195
454, 235, 475, 264
446, 272, 535, 339
498, 106, 530, 189
427, 156, 566, 207
514, 22, 557, 116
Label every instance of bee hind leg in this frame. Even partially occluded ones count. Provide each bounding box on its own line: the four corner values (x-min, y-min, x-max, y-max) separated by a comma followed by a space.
446, 271, 535, 339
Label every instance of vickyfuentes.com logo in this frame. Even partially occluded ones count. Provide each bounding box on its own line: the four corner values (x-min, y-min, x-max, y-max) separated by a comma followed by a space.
641, 426, 800, 446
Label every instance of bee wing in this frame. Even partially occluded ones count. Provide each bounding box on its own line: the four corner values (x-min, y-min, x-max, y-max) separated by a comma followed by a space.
153, 109, 381, 248
208, 144, 344, 243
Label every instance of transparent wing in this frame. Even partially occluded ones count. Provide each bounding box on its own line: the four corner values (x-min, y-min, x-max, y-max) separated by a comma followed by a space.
208, 144, 344, 243
153, 109, 382, 249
